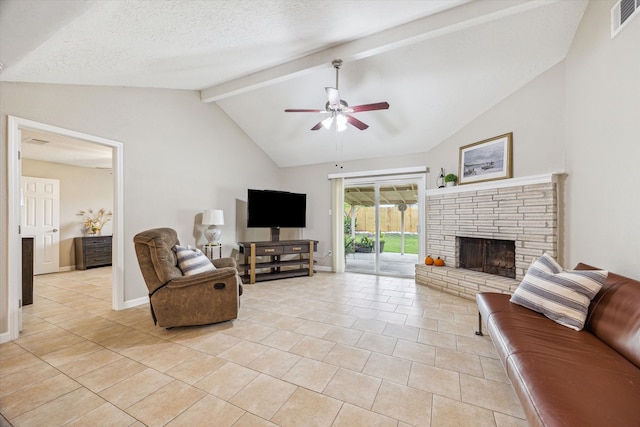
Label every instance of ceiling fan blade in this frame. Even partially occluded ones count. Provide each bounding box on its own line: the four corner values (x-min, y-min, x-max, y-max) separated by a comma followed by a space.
350, 102, 390, 113
284, 108, 323, 113
326, 87, 340, 106
311, 121, 324, 131
346, 115, 369, 130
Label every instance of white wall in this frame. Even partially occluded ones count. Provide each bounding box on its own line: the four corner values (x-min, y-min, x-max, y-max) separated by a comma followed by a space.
0, 82, 281, 334
281, 0, 640, 281
280, 62, 567, 269
280, 153, 430, 268
423, 62, 567, 191
22, 159, 114, 269
2, 0, 638, 337
564, 1, 640, 277
418, 0, 640, 277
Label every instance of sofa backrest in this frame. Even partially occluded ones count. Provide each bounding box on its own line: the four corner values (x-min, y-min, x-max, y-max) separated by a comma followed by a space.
133, 228, 183, 295
577, 263, 640, 368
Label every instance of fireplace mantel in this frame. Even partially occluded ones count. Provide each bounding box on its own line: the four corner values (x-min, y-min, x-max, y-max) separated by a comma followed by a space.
426, 173, 563, 196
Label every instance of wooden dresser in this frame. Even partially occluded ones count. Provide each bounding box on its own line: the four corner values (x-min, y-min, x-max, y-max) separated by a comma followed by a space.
75, 235, 112, 270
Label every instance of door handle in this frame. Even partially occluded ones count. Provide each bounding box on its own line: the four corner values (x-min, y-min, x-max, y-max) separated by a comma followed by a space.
52, 229, 59, 232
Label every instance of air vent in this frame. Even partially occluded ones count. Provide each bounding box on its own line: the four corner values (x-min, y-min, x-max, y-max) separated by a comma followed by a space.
23, 138, 50, 145
612, 0, 639, 38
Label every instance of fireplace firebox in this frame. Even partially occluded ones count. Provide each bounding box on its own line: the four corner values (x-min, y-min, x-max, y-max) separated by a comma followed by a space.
458, 237, 516, 279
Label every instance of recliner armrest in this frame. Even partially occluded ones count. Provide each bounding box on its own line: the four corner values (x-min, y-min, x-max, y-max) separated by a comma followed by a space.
212, 257, 237, 269
166, 267, 237, 289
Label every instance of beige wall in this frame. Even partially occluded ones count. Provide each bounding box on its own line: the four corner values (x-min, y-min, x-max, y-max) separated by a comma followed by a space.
22, 159, 114, 269
1, 83, 281, 333
423, 61, 567, 191
281, 61, 567, 269
281, 1, 639, 280
280, 153, 430, 268
2, 0, 638, 337
564, 0, 640, 277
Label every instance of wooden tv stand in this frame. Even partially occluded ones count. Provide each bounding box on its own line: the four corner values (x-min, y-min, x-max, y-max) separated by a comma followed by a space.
237, 240, 318, 284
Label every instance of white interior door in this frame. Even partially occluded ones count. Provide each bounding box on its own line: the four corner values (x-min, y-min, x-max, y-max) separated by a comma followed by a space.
22, 176, 60, 275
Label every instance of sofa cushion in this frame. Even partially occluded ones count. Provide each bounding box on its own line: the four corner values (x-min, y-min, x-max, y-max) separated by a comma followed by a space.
174, 245, 216, 276
478, 293, 621, 368
577, 264, 640, 369
478, 291, 640, 427
507, 350, 640, 427
510, 254, 607, 331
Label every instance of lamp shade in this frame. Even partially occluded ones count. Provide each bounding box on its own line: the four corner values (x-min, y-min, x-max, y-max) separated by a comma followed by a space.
202, 209, 224, 225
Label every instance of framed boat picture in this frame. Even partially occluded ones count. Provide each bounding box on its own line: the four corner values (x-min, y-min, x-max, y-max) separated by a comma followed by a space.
458, 133, 513, 185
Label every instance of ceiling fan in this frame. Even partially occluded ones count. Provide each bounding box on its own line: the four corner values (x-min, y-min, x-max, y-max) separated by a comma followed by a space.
285, 59, 390, 131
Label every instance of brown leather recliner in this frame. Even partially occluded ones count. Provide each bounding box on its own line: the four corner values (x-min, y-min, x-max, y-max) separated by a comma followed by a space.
133, 227, 241, 328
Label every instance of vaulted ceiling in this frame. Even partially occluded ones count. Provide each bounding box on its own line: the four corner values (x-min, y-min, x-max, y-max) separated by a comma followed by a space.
0, 0, 588, 168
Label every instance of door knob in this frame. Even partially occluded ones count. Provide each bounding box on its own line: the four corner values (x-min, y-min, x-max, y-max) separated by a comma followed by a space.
52, 229, 59, 232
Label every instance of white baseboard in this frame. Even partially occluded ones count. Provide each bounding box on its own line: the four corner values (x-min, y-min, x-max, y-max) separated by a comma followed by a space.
0, 331, 11, 344
315, 266, 332, 272
121, 296, 149, 309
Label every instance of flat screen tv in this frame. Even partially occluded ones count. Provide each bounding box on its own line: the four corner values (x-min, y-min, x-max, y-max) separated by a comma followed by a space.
247, 189, 306, 229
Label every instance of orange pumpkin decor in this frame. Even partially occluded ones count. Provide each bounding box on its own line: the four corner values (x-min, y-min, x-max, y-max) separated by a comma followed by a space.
434, 257, 445, 267
425, 255, 434, 265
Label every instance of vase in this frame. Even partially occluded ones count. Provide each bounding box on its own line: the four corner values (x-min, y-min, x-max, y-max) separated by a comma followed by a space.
437, 168, 445, 188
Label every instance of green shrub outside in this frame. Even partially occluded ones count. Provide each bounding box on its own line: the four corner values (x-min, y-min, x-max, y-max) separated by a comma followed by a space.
353, 232, 418, 254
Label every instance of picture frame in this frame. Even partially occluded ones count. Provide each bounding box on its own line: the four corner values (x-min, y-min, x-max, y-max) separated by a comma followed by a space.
458, 132, 513, 185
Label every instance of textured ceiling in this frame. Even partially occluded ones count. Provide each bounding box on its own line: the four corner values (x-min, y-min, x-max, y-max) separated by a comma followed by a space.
0, 0, 588, 168
0, 0, 468, 89
20, 129, 113, 169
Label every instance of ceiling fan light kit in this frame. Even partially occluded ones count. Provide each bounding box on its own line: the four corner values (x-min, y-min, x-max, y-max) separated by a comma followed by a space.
285, 59, 389, 131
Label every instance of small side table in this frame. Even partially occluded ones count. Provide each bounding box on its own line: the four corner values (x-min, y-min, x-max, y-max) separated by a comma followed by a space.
203, 244, 222, 260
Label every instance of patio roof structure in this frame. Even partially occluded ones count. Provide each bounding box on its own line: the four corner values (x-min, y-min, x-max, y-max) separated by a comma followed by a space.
344, 183, 418, 207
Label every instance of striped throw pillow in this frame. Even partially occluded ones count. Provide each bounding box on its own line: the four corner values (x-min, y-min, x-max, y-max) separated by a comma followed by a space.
174, 245, 216, 276
510, 254, 607, 331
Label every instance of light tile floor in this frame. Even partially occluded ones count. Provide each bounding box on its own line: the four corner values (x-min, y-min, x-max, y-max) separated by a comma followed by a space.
0, 267, 527, 426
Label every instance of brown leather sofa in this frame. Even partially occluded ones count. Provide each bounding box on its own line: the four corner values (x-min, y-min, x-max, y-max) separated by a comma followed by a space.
476, 263, 640, 426
134, 228, 241, 328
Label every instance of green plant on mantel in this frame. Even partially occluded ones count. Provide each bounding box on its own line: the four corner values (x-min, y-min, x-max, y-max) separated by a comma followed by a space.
445, 173, 458, 183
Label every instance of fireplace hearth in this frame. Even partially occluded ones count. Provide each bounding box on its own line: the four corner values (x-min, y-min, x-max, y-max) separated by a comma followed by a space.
458, 237, 516, 279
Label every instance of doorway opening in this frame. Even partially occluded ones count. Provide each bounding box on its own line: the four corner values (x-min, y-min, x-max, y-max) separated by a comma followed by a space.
6, 116, 124, 342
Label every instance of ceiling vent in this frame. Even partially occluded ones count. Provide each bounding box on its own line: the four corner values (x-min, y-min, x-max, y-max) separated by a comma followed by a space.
23, 137, 50, 145
611, 0, 639, 38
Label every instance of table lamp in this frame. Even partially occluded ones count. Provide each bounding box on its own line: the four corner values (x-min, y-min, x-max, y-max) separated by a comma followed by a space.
202, 209, 224, 245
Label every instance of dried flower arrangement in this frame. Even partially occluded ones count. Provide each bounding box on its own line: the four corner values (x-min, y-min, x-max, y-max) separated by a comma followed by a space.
77, 208, 112, 235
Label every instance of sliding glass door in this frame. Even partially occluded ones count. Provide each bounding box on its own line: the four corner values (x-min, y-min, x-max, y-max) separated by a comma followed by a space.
345, 183, 377, 274
344, 175, 424, 277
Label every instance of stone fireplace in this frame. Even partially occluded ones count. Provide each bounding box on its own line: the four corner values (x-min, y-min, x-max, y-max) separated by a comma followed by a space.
416, 174, 561, 300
